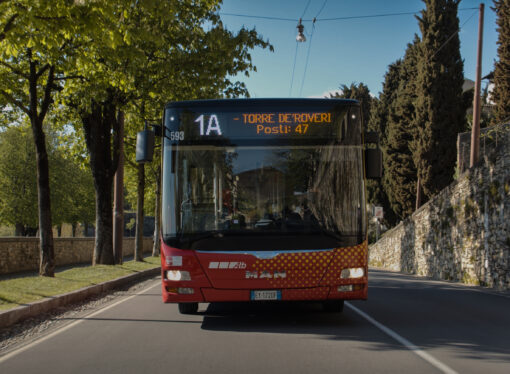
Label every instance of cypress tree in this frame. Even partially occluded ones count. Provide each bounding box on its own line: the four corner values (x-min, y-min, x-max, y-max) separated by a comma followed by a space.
330, 82, 373, 124
384, 39, 420, 219
331, 83, 400, 225
413, 0, 468, 201
367, 63, 402, 225
492, 0, 510, 123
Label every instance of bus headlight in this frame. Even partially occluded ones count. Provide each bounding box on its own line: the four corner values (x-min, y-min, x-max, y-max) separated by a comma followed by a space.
166, 270, 191, 281
340, 268, 364, 279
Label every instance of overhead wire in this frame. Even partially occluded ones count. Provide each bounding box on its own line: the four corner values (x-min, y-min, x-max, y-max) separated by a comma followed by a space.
220, 4, 480, 97
431, 8, 479, 59
289, 0, 313, 96
299, 19, 316, 97
219, 13, 296, 22
299, 1, 327, 96
301, 0, 312, 19
315, 0, 328, 19
219, 7, 478, 23
289, 41, 299, 96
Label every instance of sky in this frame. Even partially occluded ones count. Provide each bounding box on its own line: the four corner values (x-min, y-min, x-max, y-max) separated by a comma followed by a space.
219, 0, 498, 98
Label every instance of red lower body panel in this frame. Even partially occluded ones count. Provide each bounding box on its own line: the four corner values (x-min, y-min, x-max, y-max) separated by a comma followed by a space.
161, 240, 368, 304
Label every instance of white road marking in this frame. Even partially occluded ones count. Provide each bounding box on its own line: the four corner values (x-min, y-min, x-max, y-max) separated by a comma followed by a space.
0, 280, 161, 363
370, 269, 510, 300
346, 302, 458, 374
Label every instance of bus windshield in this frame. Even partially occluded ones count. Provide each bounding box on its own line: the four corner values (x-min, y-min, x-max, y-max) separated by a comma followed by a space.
161, 100, 366, 251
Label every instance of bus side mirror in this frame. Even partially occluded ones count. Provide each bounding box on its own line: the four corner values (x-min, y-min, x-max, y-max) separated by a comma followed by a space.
136, 130, 155, 164
365, 148, 382, 179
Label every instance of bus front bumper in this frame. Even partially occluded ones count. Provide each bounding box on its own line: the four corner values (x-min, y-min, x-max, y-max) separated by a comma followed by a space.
162, 283, 367, 303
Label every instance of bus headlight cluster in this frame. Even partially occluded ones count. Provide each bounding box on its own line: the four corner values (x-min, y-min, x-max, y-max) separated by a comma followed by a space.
166, 270, 191, 281
340, 268, 364, 279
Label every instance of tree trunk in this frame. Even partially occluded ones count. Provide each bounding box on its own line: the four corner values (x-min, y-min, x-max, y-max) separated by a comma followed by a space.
81, 99, 121, 265
15, 223, 24, 237
94, 183, 114, 265
152, 164, 161, 257
26, 55, 56, 277
113, 111, 125, 265
31, 116, 55, 276
135, 163, 145, 262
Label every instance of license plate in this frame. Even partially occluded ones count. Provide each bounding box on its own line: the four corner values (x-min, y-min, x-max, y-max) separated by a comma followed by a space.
251, 290, 281, 301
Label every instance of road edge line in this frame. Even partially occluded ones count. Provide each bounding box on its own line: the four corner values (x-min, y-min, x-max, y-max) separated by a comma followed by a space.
345, 302, 458, 374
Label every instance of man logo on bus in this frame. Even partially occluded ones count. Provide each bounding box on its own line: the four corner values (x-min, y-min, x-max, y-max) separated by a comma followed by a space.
195, 114, 222, 136
209, 261, 246, 269
246, 270, 287, 279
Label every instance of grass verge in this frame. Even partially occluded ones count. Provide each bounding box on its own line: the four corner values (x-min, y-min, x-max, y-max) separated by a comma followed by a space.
0, 257, 160, 311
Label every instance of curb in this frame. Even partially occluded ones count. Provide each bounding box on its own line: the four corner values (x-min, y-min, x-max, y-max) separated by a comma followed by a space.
0, 267, 161, 329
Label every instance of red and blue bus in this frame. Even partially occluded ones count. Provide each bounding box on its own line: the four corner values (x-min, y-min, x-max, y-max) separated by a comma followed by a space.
137, 98, 381, 314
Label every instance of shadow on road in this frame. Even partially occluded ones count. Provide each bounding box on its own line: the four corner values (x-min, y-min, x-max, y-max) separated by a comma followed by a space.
199, 270, 510, 365
201, 301, 350, 331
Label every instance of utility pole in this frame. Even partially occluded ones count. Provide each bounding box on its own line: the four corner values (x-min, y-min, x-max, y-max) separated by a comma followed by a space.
470, 3, 484, 168
113, 111, 125, 264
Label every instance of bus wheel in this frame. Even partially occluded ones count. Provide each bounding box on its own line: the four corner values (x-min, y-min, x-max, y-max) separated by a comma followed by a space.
178, 302, 198, 314
323, 300, 344, 313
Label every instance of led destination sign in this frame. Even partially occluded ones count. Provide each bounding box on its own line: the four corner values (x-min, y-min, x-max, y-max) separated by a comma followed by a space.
165, 106, 352, 144
239, 112, 332, 136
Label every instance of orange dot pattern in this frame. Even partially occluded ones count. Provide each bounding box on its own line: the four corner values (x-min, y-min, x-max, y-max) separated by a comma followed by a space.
321, 241, 368, 285
249, 241, 368, 288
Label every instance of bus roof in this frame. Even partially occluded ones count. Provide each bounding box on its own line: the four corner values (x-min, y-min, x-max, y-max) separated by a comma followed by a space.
164, 98, 359, 110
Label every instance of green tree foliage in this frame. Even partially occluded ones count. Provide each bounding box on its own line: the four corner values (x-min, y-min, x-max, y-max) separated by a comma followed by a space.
0, 0, 85, 275
330, 84, 376, 209
330, 83, 372, 126
0, 125, 95, 234
385, 39, 421, 219
492, 0, 510, 123
0, 126, 37, 233
0, 0, 71, 276
413, 0, 468, 200
56, 1, 272, 264
368, 60, 406, 224
331, 83, 399, 225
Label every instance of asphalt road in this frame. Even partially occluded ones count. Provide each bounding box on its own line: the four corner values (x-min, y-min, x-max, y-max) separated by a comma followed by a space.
1, 269, 509, 374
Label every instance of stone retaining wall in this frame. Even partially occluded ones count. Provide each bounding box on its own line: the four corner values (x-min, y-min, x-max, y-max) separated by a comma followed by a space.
0, 237, 154, 275
370, 128, 510, 290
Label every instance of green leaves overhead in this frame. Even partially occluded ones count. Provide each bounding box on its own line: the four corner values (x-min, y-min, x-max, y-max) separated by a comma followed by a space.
56, 0, 272, 113
1, 0, 273, 267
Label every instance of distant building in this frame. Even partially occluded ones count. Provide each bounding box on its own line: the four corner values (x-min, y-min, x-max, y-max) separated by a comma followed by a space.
463, 76, 495, 116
